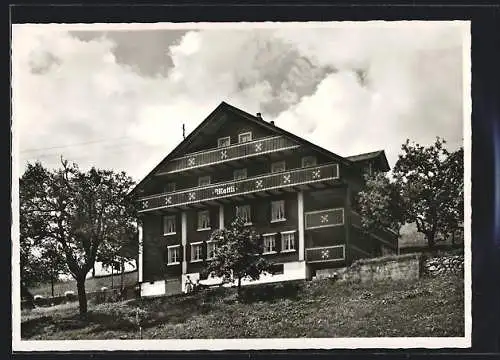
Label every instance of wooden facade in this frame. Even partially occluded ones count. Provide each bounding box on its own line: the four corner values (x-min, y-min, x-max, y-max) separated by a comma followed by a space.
130, 102, 398, 297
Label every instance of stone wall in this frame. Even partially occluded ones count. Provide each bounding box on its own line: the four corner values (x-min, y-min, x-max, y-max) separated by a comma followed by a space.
423, 254, 464, 277
315, 252, 464, 284
315, 253, 422, 283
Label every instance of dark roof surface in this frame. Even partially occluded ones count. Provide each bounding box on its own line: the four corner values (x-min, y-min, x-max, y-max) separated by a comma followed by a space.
346, 150, 385, 162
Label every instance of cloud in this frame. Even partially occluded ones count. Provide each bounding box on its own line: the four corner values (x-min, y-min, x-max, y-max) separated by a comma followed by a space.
12, 22, 467, 183
272, 22, 465, 167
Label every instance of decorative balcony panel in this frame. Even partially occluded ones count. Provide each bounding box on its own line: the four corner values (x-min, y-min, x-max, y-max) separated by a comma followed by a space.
304, 208, 344, 230
139, 163, 340, 213
305, 245, 345, 263
158, 135, 301, 174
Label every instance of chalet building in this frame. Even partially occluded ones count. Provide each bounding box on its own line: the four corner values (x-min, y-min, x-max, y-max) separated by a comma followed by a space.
129, 102, 398, 297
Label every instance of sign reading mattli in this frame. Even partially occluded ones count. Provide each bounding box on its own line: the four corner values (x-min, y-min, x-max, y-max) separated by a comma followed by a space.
213, 185, 237, 196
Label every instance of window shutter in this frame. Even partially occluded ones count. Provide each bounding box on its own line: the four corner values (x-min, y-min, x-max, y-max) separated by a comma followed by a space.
178, 245, 184, 263
291, 233, 296, 251
185, 244, 191, 262
202, 241, 207, 261
275, 232, 282, 253
163, 248, 168, 264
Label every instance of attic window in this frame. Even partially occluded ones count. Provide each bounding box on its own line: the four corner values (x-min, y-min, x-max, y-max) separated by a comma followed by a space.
164, 182, 176, 193
301, 156, 317, 168
198, 176, 211, 186
218, 136, 231, 147
364, 162, 373, 176
271, 161, 286, 173
238, 132, 252, 143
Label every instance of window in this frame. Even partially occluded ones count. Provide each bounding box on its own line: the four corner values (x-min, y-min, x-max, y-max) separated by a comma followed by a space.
198, 210, 211, 230
167, 245, 180, 265
236, 204, 252, 224
281, 231, 296, 252
198, 175, 211, 186
207, 241, 217, 260
271, 200, 286, 222
270, 264, 284, 275
271, 161, 286, 173
301, 156, 317, 168
238, 132, 252, 143
191, 242, 203, 262
218, 136, 231, 147
164, 182, 176, 193
233, 168, 247, 180
263, 234, 276, 254
163, 215, 176, 235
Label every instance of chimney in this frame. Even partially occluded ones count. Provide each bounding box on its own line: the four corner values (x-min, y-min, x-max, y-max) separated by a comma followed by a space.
256, 112, 262, 120
270, 120, 275, 126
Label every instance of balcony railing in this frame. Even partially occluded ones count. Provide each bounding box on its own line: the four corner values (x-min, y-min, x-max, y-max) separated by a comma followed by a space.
158, 135, 301, 174
138, 163, 340, 212
305, 245, 345, 263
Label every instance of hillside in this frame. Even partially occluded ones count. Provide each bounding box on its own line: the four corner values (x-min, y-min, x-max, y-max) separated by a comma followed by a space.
21, 273, 464, 340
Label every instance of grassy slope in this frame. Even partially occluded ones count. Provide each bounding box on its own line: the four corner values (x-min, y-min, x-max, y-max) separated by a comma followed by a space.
21, 273, 464, 340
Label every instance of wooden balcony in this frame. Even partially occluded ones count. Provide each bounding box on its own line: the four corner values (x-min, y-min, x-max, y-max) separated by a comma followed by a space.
138, 163, 340, 213
157, 135, 301, 175
305, 245, 345, 263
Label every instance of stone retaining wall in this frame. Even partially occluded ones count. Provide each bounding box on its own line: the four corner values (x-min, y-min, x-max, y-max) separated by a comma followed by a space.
315, 252, 464, 284
316, 253, 422, 283
423, 254, 464, 276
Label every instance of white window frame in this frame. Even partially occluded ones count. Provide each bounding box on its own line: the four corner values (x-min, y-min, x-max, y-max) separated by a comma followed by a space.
166, 245, 181, 265
301, 156, 317, 168
197, 210, 211, 231
235, 204, 252, 225
271, 160, 286, 173
238, 132, 253, 143
263, 233, 277, 254
217, 136, 231, 148
198, 175, 211, 187
271, 200, 286, 223
207, 240, 217, 260
233, 168, 248, 180
281, 230, 296, 253
163, 215, 176, 235
190, 242, 203, 263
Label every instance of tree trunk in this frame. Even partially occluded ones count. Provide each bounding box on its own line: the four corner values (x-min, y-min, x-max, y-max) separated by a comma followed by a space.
427, 231, 436, 249
92, 265, 96, 278
76, 277, 88, 316
237, 277, 242, 298
51, 275, 54, 298
120, 260, 125, 291
21, 283, 35, 309
111, 266, 114, 289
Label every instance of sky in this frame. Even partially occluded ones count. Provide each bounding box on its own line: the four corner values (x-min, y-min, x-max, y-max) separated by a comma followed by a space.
12, 22, 469, 183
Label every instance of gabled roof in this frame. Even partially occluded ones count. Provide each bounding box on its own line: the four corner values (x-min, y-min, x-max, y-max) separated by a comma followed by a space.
346, 150, 384, 162
346, 150, 390, 172
128, 101, 361, 197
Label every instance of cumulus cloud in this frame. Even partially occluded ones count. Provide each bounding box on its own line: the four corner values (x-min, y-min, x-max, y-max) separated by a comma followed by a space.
12, 22, 467, 182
